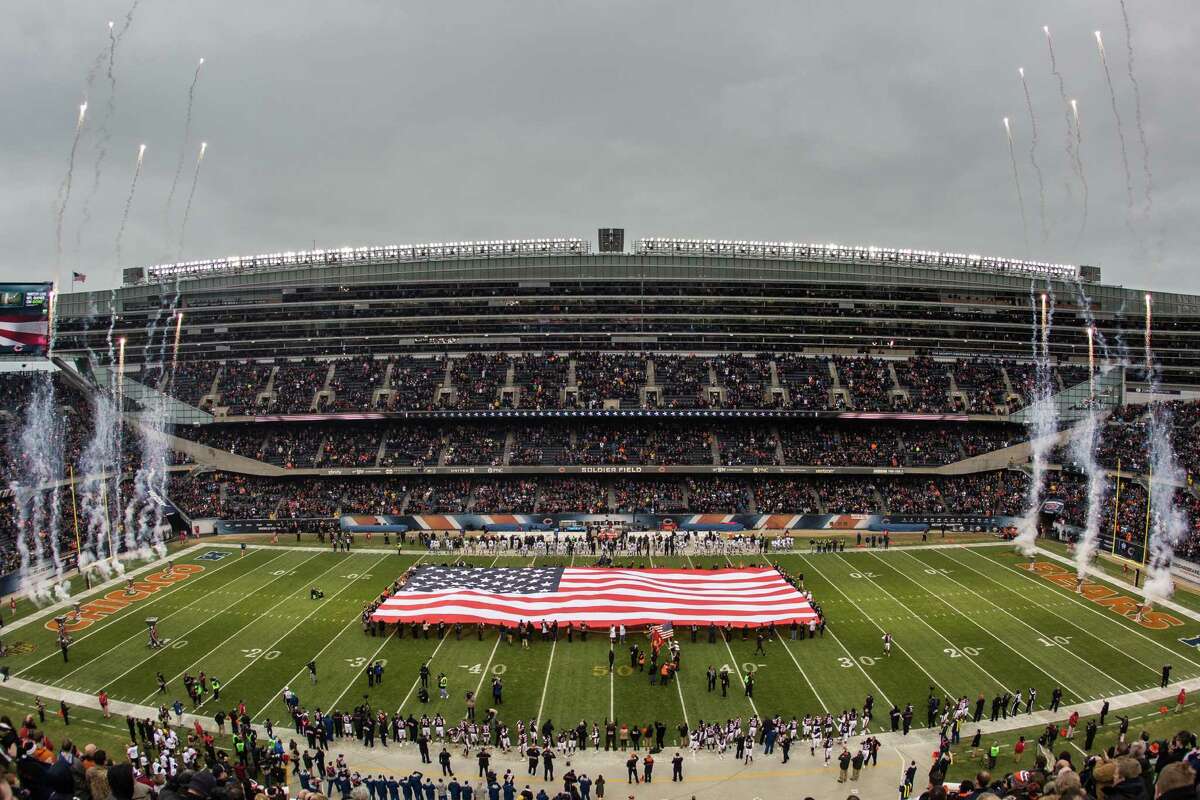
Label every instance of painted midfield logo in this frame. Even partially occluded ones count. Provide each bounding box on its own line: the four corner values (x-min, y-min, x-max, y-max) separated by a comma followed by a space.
197, 551, 229, 561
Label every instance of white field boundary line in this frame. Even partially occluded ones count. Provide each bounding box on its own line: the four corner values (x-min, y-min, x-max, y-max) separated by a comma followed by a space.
15, 545, 260, 677
6, 542, 209, 634
798, 554, 952, 698
206, 552, 392, 711
137, 550, 336, 704
253, 552, 431, 719
50, 550, 293, 686
933, 549, 1166, 680
831, 552, 1032, 698
961, 547, 1200, 674
3, 669, 1200, 766
723, 553, 831, 715
870, 550, 1098, 702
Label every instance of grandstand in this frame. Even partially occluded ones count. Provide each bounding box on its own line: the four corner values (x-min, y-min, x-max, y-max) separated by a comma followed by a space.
2, 234, 1197, 569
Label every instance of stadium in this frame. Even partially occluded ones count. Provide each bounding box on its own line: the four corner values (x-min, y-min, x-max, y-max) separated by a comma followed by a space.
3, 231, 1200, 799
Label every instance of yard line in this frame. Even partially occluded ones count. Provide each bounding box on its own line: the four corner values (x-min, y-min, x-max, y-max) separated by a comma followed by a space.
90, 551, 303, 697
329, 631, 392, 712
673, 656, 691, 729
830, 556, 1036, 695
470, 555, 505, 699
834, 553, 1049, 697
798, 554, 951, 697
719, 628, 758, 716
933, 550, 1164, 680
726, 554, 829, 714
686, 553, 755, 716
138, 551, 338, 704
16, 548, 265, 677
51, 550, 291, 685
199, 553, 391, 710
609, 653, 615, 723
396, 637, 451, 714
252, 553, 431, 720
535, 637, 558, 726
959, 547, 1200, 674
886, 550, 1124, 696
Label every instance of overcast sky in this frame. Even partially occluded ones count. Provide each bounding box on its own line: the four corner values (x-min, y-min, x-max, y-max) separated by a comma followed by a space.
4, 1, 1198, 295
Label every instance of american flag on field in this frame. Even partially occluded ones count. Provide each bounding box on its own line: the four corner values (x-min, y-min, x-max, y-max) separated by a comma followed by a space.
649, 621, 673, 650
371, 566, 819, 628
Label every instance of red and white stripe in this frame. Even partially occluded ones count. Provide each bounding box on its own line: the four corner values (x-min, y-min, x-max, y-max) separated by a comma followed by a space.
371, 567, 818, 628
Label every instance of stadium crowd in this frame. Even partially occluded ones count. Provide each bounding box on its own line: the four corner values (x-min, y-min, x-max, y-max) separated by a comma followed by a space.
111, 353, 1103, 415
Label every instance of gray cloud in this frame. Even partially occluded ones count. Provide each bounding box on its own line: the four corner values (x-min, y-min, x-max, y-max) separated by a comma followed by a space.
3, 0, 1197, 293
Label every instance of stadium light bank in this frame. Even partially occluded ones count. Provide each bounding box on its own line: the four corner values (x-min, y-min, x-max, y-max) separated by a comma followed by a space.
134, 238, 591, 284
635, 237, 1079, 281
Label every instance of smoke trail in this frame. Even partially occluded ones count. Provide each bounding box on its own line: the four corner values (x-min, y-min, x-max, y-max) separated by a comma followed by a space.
1002, 118, 1030, 254
1095, 32, 1135, 218
178, 142, 207, 258
165, 59, 205, 238
115, 144, 147, 267
1044, 27, 1087, 238
76, 3, 141, 256
54, 103, 88, 269
1018, 68, 1048, 243
1070, 99, 1089, 243
1119, 0, 1154, 214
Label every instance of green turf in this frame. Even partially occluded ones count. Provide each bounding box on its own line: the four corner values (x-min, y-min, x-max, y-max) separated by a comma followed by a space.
4, 541, 1200, 742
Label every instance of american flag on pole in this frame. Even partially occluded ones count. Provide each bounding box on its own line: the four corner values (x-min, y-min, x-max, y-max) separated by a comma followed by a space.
371, 566, 818, 628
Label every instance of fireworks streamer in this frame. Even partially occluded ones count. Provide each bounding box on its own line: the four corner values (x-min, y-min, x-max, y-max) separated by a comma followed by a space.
178, 142, 207, 258
1095, 31, 1135, 219
165, 59, 205, 236
1119, 0, 1154, 214
1018, 68, 1048, 243
54, 102, 88, 269
115, 144, 147, 267
1003, 118, 1030, 254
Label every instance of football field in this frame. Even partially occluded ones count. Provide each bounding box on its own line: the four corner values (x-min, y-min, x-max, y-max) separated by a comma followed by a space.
4, 540, 1200, 737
